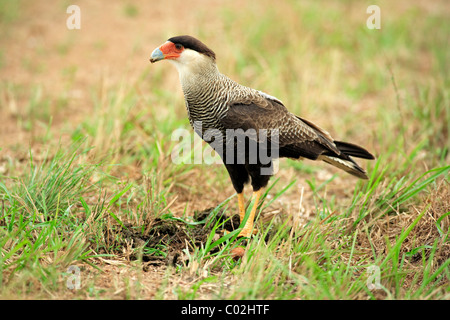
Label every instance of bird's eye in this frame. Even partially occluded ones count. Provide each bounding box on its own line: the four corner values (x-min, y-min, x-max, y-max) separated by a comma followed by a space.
175, 44, 183, 50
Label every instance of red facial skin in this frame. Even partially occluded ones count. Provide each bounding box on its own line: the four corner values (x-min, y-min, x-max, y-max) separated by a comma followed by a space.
159, 42, 184, 60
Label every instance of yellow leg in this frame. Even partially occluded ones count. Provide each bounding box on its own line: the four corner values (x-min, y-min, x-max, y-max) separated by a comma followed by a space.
238, 189, 263, 238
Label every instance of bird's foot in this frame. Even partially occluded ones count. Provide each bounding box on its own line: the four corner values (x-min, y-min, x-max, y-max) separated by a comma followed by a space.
237, 226, 258, 238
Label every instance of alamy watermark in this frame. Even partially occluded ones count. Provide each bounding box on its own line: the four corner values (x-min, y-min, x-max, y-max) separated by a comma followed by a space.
366, 5, 381, 29
66, 5, 81, 30
66, 265, 81, 290
366, 265, 382, 290
171, 121, 279, 175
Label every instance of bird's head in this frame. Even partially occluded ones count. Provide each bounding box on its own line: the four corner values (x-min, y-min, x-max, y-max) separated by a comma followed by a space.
150, 35, 216, 74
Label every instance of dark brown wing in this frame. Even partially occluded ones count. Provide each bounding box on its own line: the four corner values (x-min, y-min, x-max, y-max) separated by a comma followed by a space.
219, 96, 342, 161
220, 94, 374, 178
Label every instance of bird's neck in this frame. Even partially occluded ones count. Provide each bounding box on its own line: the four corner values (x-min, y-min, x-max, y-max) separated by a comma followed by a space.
171, 59, 227, 108
174, 61, 220, 92
169, 58, 235, 131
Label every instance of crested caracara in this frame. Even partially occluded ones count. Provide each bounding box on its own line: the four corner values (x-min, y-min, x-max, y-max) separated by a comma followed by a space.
150, 35, 374, 238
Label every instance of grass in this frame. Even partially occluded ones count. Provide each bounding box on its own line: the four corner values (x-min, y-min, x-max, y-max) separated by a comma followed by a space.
0, 0, 449, 299
0, 142, 97, 295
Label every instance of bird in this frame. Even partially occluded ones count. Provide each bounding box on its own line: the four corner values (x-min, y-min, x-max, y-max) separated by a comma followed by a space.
149, 35, 374, 238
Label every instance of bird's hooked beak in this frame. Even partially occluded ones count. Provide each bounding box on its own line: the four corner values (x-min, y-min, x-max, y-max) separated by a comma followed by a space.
150, 41, 183, 63
150, 47, 164, 63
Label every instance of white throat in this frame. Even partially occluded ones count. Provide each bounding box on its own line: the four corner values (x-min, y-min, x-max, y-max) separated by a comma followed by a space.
168, 49, 218, 83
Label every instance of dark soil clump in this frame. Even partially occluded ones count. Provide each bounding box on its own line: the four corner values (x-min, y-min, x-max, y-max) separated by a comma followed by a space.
117, 207, 241, 269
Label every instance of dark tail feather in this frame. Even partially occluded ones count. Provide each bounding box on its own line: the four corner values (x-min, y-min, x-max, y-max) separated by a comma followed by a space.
319, 141, 374, 179
333, 141, 375, 160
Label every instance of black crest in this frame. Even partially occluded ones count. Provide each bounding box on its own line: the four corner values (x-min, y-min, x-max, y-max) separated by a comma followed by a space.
168, 35, 216, 60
